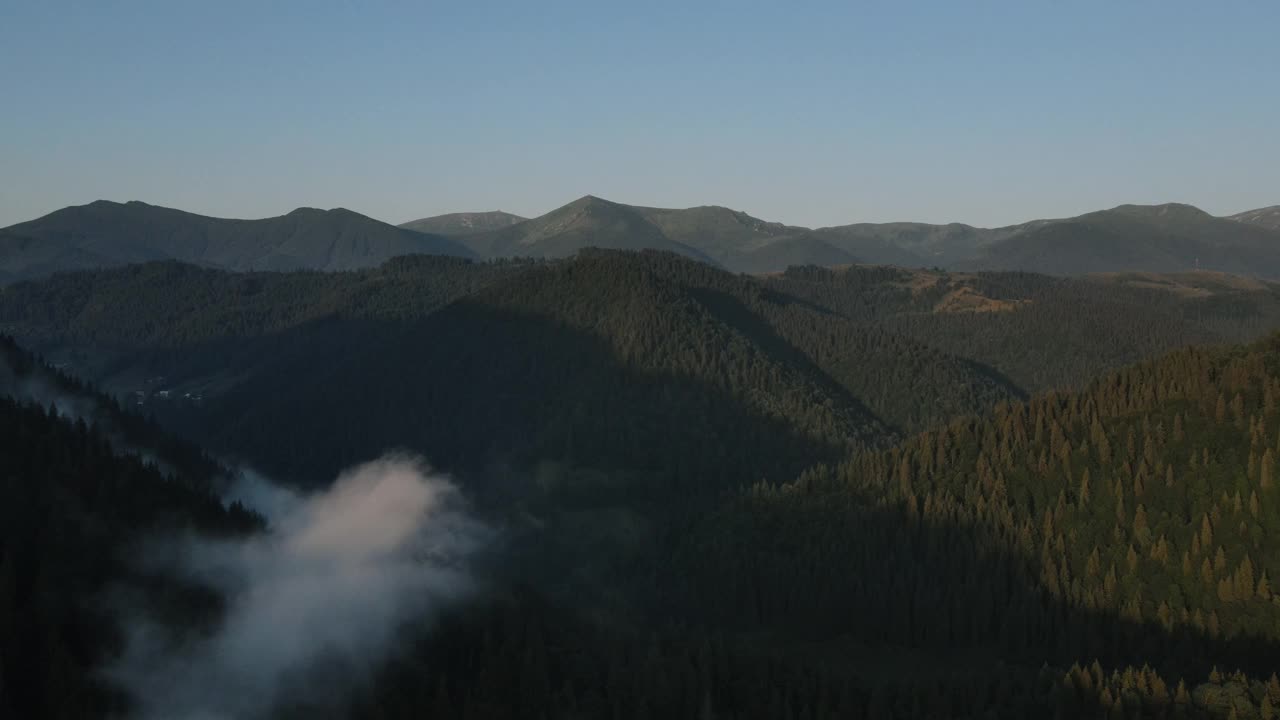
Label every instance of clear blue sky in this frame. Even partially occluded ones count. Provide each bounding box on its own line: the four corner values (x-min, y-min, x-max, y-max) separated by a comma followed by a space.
2, 0, 1277, 229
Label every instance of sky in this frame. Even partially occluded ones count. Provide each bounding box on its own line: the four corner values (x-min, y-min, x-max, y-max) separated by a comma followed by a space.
2, 0, 1278, 229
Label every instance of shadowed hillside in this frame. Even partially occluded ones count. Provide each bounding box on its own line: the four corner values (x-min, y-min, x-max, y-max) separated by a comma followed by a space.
0, 337, 261, 718
152, 251, 1019, 485
344, 335, 1280, 719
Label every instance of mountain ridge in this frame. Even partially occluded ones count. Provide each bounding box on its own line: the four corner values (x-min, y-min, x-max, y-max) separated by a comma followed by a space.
8, 197, 1280, 281
1229, 204, 1280, 231
0, 200, 474, 283
957, 202, 1280, 276
399, 210, 526, 235
447, 195, 725, 267
445, 197, 1280, 276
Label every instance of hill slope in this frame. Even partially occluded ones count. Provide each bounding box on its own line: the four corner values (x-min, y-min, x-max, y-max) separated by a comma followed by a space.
9, 257, 1280, 717
0, 200, 474, 282
811, 221, 1022, 266
0, 336, 259, 718
399, 210, 526, 235
957, 203, 1280, 276
810, 203, 1280, 277
454, 196, 721, 266
1230, 205, 1280, 231
629, 204, 862, 271
664, 333, 1280, 718
768, 264, 1280, 393
456, 197, 876, 272
10, 257, 1280, 416
0, 251, 1025, 485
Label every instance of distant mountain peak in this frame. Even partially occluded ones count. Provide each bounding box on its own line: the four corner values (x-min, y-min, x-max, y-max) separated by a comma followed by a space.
565, 194, 617, 210
283, 206, 367, 220
399, 210, 527, 236
288, 205, 353, 215
77, 199, 129, 211
0, 200, 473, 283
1228, 205, 1280, 231
1108, 202, 1212, 220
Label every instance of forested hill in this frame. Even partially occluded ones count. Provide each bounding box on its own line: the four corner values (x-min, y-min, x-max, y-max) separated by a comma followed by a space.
661, 333, 1280, 718
767, 264, 1280, 393
7, 252, 1280, 490
333, 328, 1280, 720
178, 250, 1019, 487
0, 334, 231, 485
0, 255, 534, 349
0, 252, 1024, 482
0, 344, 260, 718
7, 270, 1280, 715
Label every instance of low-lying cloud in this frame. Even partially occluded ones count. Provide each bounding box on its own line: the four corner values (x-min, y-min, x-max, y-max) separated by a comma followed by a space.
0, 357, 97, 422
109, 454, 487, 719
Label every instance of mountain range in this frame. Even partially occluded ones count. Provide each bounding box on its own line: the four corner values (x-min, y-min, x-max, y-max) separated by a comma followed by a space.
2, 196, 1279, 283
425, 197, 1280, 276
0, 200, 473, 284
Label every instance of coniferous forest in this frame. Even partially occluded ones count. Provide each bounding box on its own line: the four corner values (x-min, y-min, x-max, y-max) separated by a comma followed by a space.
7, 3, 1280, 716
4, 251, 1280, 718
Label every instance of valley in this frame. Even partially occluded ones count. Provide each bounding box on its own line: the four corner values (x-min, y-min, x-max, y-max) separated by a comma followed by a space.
4, 241, 1280, 717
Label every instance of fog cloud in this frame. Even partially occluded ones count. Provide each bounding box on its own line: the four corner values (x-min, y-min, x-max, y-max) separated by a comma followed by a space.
109, 454, 487, 719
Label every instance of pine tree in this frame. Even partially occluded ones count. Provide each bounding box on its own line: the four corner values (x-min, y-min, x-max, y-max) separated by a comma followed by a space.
1133, 505, 1150, 546
1174, 680, 1191, 704
1237, 556, 1256, 601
